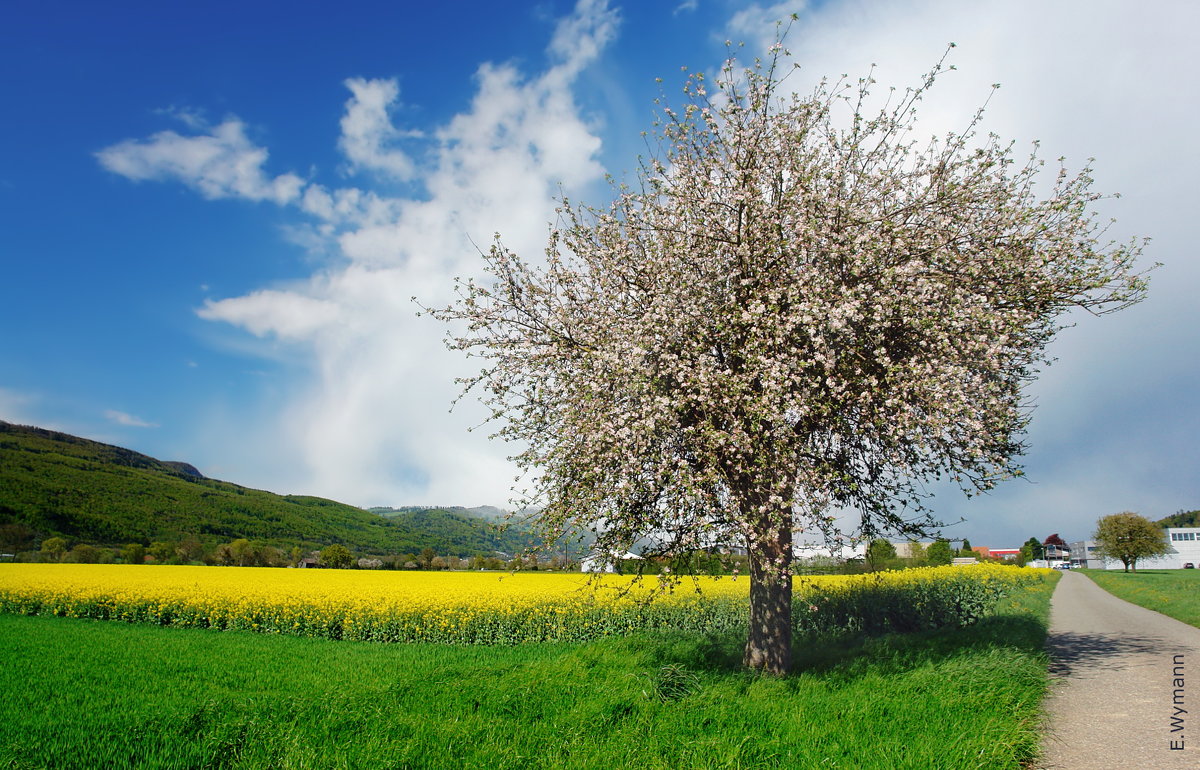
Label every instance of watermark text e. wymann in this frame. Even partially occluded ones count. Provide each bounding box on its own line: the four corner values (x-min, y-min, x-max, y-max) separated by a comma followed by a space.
1170, 654, 1186, 751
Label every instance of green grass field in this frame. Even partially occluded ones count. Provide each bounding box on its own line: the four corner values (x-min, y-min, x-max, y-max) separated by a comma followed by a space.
0, 573, 1058, 770
1080, 568, 1200, 629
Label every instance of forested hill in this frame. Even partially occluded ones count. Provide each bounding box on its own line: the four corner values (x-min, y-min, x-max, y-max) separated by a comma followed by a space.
0, 421, 532, 556
368, 508, 536, 555
1158, 510, 1200, 528
370, 505, 509, 521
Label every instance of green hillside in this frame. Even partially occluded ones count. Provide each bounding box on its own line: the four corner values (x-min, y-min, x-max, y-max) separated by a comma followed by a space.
1158, 510, 1200, 528
0, 421, 531, 556
371, 508, 535, 556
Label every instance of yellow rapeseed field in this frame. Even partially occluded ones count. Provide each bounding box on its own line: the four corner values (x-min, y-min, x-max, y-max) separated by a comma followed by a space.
0, 562, 1047, 644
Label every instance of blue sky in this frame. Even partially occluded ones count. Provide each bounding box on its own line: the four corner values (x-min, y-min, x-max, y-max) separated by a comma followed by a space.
2, 0, 1197, 548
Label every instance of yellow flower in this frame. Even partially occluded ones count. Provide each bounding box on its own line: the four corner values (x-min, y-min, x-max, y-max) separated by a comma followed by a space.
0, 562, 1043, 644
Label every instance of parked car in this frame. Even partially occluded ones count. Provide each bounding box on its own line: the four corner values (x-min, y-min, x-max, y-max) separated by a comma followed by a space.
1184, 562, 1195, 569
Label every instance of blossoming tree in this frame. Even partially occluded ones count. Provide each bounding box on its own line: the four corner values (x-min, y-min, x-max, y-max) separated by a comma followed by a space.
432, 40, 1148, 674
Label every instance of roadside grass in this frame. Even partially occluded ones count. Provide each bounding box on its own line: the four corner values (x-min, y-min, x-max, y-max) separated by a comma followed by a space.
1079, 568, 1200, 629
0, 573, 1058, 770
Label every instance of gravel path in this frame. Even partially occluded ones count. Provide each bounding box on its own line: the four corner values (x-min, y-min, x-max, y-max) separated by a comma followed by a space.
1039, 570, 1199, 769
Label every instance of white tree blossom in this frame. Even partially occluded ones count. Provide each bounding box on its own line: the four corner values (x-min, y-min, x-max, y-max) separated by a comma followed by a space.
432, 34, 1148, 674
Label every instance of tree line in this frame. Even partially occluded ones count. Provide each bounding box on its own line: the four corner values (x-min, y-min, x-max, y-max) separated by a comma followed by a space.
14, 535, 583, 572
862, 539, 980, 572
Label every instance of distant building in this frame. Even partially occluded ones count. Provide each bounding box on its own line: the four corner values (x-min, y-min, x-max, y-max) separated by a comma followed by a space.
793, 536, 866, 561
1068, 540, 1105, 570
892, 541, 929, 559
967, 545, 1024, 561
1089, 527, 1200, 570
1043, 541, 1069, 564
580, 551, 642, 573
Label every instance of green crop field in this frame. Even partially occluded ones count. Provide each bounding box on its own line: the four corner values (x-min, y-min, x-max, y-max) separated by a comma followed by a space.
1080, 568, 1200, 629
0, 572, 1058, 770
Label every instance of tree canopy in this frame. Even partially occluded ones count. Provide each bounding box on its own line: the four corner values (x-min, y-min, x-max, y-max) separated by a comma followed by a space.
865, 538, 897, 571
926, 540, 954, 566
1093, 512, 1170, 572
435, 33, 1148, 674
319, 544, 354, 569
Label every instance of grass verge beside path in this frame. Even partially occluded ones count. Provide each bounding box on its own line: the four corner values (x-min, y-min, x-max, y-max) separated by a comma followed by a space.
0, 572, 1058, 770
1078, 568, 1200, 629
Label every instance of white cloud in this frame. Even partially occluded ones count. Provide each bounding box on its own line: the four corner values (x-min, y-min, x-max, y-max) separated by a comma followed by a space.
726, 0, 1200, 542
728, 1, 805, 39
95, 0, 1200, 541
181, 0, 620, 506
198, 290, 343, 341
547, 0, 619, 80
104, 409, 158, 428
96, 118, 305, 205
338, 78, 419, 180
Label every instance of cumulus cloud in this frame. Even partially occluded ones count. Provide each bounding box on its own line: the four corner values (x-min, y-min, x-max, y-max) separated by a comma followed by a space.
547, 0, 619, 80
198, 291, 343, 341
338, 78, 419, 180
96, 118, 305, 205
172, 0, 620, 505
95, 0, 1200, 540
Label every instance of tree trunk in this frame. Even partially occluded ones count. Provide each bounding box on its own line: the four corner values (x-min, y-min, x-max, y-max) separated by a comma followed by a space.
743, 518, 793, 675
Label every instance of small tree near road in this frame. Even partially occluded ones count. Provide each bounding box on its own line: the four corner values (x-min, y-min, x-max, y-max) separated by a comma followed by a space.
1093, 512, 1170, 573
433, 32, 1148, 675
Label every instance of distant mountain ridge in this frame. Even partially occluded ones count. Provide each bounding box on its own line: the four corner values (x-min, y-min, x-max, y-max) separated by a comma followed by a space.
0, 421, 535, 556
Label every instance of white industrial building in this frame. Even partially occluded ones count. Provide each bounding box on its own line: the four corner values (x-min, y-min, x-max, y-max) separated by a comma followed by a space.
579, 550, 642, 573
1068, 540, 1104, 570
1072, 527, 1200, 570
793, 535, 867, 562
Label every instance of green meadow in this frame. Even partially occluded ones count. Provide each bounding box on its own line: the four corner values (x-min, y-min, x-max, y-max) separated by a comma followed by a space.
1081, 568, 1200, 629
0, 573, 1057, 770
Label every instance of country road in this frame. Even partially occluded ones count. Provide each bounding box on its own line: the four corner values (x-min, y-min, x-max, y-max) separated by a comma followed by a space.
1039, 570, 1198, 769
